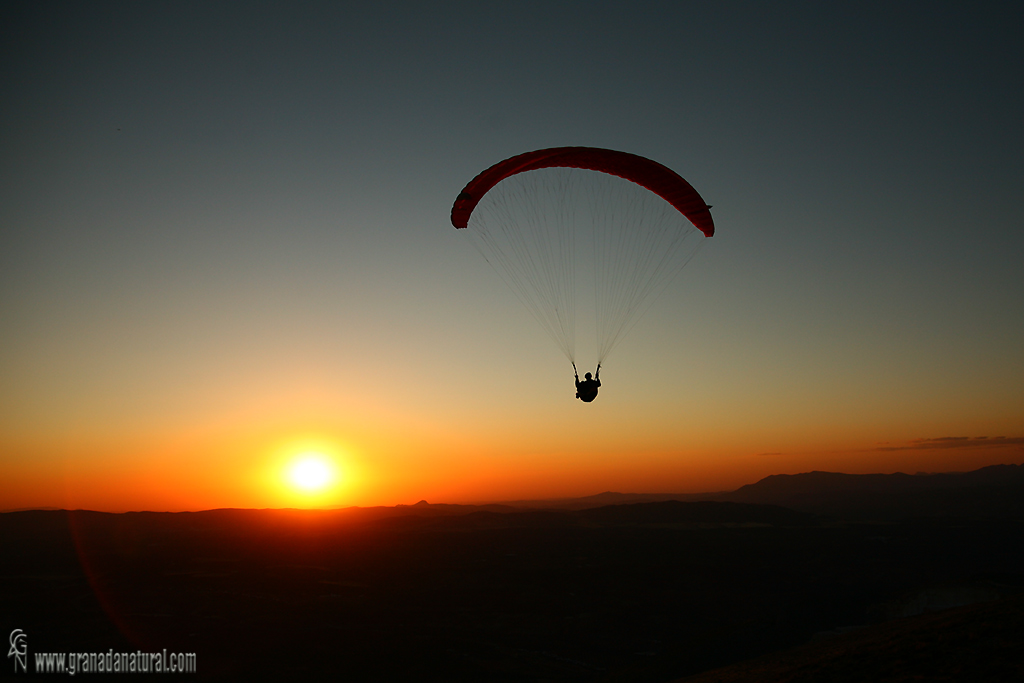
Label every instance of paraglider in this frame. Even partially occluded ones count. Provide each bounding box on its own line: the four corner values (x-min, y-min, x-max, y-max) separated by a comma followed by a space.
451, 147, 714, 402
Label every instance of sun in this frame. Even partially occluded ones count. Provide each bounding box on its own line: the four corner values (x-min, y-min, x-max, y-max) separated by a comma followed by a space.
288, 453, 336, 492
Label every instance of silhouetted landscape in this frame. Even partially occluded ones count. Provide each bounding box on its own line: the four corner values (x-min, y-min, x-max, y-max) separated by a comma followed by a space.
3, 464, 1023, 681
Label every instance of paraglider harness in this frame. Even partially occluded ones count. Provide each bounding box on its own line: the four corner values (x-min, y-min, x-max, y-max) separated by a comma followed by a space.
573, 363, 601, 403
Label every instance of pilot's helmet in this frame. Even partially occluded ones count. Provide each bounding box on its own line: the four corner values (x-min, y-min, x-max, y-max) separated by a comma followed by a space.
584, 372, 592, 380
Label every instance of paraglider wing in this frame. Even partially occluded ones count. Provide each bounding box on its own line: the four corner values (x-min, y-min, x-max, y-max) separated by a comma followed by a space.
451, 147, 714, 237
452, 146, 713, 367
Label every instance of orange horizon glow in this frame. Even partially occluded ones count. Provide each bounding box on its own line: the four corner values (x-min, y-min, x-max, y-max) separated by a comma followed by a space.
3, 335, 1022, 513
2, 419, 1021, 513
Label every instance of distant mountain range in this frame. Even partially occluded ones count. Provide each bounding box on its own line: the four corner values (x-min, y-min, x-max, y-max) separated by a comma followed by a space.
494, 462, 1024, 521
718, 463, 1024, 519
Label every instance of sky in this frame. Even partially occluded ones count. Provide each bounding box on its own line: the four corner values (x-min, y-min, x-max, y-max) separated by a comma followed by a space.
2, 1, 1022, 512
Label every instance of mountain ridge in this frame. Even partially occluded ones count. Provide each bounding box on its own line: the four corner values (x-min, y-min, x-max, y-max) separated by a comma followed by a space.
7, 462, 1022, 520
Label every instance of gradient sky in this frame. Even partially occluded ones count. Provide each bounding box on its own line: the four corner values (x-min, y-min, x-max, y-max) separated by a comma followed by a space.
2, 2, 1022, 511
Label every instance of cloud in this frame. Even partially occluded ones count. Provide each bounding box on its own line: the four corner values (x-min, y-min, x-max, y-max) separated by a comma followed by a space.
874, 436, 1024, 452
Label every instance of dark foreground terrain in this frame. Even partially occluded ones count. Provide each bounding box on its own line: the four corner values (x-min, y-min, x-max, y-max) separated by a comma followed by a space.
3, 469, 1023, 681
677, 593, 1024, 683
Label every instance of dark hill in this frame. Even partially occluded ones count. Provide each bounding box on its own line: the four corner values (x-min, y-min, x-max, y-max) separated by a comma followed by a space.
371, 500, 817, 531
575, 500, 814, 527
3, 497, 1023, 681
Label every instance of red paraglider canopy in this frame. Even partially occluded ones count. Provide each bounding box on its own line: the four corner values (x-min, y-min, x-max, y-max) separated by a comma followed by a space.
451, 146, 714, 237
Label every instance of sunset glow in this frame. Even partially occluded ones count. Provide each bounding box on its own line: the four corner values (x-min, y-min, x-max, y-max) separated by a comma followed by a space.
0, 4, 1021, 516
